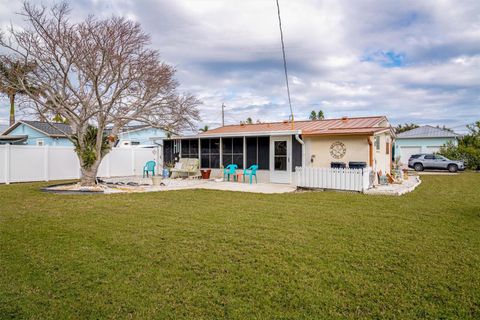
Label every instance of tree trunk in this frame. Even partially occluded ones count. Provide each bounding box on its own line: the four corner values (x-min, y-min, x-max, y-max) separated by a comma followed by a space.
80, 166, 99, 186
9, 94, 15, 126
78, 157, 103, 186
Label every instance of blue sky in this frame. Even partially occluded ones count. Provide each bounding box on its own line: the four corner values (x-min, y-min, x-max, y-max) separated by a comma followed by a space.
0, 0, 479, 133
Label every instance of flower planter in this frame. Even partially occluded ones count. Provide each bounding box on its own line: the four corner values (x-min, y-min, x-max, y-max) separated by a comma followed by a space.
200, 169, 212, 179
152, 175, 162, 186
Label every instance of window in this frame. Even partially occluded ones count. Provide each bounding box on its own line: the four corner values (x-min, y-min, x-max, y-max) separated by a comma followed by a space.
424, 155, 435, 160
200, 138, 220, 168
274, 141, 287, 170
222, 137, 243, 169
36, 139, 45, 146
374, 136, 380, 151
246, 136, 270, 170
181, 139, 199, 158
131, 141, 140, 146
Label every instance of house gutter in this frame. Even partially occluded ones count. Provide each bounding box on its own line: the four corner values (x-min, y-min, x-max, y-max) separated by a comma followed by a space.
295, 133, 306, 168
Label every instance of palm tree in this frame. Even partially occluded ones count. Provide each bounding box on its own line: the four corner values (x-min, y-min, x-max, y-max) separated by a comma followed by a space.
199, 125, 209, 132
0, 58, 36, 126
317, 110, 325, 120
309, 110, 317, 120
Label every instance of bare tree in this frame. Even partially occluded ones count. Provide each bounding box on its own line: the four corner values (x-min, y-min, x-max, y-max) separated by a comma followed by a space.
0, 2, 200, 186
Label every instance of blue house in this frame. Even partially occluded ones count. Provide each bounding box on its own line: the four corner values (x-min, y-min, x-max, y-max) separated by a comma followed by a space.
0, 120, 168, 147
394, 125, 460, 165
115, 125, 166, 147
0, 120, 73, 146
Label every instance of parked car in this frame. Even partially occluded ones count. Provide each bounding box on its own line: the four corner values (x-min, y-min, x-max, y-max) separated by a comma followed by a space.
408, 154, 465, 172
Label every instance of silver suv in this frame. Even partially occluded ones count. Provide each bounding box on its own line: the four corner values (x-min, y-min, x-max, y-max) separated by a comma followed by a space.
408, 154, 465, 172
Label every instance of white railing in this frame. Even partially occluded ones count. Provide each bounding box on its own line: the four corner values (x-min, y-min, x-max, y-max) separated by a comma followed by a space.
295, 166, 372, 192
0, 144, 160, 184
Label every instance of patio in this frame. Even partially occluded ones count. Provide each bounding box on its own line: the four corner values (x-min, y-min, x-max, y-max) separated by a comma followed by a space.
98, 176, 297, 194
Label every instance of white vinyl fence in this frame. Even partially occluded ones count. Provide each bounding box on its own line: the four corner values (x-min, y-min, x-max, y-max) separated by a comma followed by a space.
0, 144, 160, 184
295, 166, 372, 192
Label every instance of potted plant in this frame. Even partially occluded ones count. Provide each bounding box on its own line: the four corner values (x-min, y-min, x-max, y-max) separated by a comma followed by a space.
151, 174, 162, 186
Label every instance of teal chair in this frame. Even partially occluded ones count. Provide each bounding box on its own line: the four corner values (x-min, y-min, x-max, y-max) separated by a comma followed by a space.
143, 160, 156, 178
243, 165, 258, 184
223, 164, 238, 181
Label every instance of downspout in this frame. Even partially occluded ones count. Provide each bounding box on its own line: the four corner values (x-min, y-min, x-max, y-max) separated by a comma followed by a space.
295, 133, 305, 168
367, 137, 373, 168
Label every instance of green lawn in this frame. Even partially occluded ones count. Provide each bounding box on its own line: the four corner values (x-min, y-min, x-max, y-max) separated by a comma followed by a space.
1, 173, 479, 319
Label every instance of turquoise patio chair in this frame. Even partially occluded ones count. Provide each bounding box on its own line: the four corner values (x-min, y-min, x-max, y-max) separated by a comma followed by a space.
143, 160, 156, 178
223, 164, 238, 181
243, 165, 258, 184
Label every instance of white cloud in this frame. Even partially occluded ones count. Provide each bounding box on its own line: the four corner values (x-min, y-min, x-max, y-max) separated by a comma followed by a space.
0, 0, 479, 131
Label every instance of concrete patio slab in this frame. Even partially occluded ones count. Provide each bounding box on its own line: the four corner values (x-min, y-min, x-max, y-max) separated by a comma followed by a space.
100, 177, 297, 194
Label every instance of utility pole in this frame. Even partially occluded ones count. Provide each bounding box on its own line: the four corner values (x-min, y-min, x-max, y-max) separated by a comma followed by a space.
221, 103, 225, 126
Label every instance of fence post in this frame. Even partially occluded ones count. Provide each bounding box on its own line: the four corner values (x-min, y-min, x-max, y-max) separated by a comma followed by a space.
44, 145, 50, 182
4, 144, 10, 184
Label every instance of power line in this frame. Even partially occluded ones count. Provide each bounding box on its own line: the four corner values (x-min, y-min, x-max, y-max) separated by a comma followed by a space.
275, 0, 294, 128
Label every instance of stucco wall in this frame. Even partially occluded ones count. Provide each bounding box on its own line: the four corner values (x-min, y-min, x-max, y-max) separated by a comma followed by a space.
304, 133, 392, 174
304, 135, 370, 167
8, 124, 72, 146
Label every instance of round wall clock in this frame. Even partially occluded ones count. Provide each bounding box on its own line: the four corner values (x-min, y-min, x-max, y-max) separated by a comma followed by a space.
330, 141, 346, 159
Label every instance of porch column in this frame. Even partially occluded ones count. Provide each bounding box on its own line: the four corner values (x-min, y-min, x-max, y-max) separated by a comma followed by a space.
198, 138, 201, 161
219, 137, 223, 168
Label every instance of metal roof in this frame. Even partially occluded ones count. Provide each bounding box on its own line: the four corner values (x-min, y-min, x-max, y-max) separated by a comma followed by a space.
396, 125, 459, 139
199, 116, 389, 137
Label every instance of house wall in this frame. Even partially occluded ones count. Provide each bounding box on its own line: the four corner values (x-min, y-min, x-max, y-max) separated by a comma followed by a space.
117, 127, 166, 146
394, 137, 457, 155
304, 135, 370, 168
8, 124, 72, 146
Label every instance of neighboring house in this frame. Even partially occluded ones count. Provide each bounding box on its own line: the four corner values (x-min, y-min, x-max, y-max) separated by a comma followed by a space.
116, 125, 166, 147
394, 125, 460, 165
0, 120, 73, 146
0, 121, 167, 147
163, 116, 394, 184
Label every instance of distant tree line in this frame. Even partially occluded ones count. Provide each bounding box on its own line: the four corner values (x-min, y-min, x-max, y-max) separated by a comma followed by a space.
439, 121, 480, 170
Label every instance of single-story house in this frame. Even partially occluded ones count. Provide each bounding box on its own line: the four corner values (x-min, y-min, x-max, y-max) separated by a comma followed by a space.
0, 121, 167, 147
0, 120, 72, 146
115, 125, 166, 147
163, 116, 395, 184
394, 125, 460, 165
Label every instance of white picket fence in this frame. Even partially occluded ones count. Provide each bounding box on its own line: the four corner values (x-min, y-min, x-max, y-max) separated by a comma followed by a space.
295, 166, 372, 192
0, 144, 160, 184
